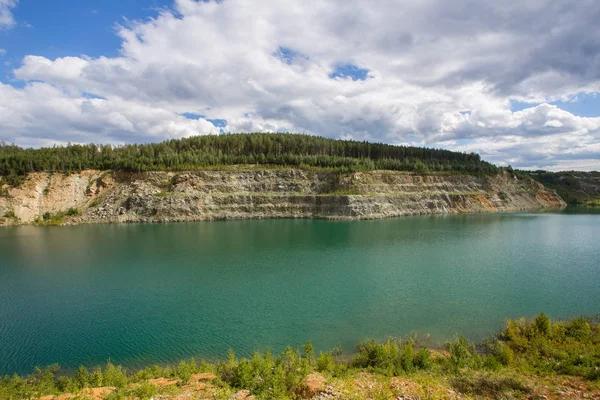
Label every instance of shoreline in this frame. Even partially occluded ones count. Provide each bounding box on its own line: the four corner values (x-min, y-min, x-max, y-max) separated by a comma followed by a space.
2, 314, 599, 399
0, 205, 569, 227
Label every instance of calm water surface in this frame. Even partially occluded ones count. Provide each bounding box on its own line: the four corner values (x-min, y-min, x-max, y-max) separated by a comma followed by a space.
1, 210, 599, 375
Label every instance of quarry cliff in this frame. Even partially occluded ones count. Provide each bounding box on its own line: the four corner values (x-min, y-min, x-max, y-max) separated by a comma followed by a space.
0, 168, 566, 225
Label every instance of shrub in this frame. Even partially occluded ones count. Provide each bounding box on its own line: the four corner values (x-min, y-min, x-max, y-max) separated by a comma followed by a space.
217, 345, 315, 398
482, 355, 503, 371
499, 314, 600, 378
55, 376, 73, 393
534, 312, 551, 336
216, 349, 238, 383
3, 173, 24, 187
66, 207, 81, 216
134, 365, 164, 381
74, 366, 90, 389
102, 361, 128, 388
198, 359, 215, 373
3, 210, 16, 219
316, 351, 335, 373
0, 374, 29, 400
176, 359, 196, 383
566, 318, 592, 340
352, 338, 432, 375
129, 381, 157, 400
31, 365, 61, 397
413, 347, 432, 370
491, 341, 514, 366
352, 339, 395, 373
89, 367, 103, 387
34, 207, 81, 225
399, 344, 415, 373
446, 336, 475, 369
105, 391, 125, 400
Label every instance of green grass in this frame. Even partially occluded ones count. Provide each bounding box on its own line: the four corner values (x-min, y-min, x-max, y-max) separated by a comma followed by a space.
33, 208, 81, 226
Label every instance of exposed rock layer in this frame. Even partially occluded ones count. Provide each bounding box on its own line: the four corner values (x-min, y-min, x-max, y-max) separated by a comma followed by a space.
0, 169, 566, 225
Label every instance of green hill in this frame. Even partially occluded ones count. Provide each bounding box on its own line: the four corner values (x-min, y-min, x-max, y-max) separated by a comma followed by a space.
528, 170, 600, 205
0, 133, 500, 186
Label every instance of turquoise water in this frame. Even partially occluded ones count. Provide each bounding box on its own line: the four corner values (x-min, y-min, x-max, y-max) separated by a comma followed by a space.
1, 211, 599, 375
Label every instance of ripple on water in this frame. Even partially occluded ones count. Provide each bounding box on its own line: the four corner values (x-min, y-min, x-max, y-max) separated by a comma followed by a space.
0, 214, 599, 375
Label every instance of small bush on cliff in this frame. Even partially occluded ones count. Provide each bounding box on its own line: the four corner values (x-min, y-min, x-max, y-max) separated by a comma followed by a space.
498, 313, 600, 378
534, 312, 551, 336
352, 337, 433, 376
128, 381, 157, 400
2, 210, 17, 219
89, 367, 103, 387
487, 340, 514, 366
175, 359, 196, 383
74, 365, 90, 389
0, 173, 24, 187
316, 351, 335, 373
215, 344, 316, 398
0, 178, 12, 198
33, 208, 81, 225
445, 336, 477, 370
66, 207, 81, 216
102, 361, 128, 388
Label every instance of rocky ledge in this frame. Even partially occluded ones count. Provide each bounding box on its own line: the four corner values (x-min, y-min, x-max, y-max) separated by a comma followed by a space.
0, 168, 566, 225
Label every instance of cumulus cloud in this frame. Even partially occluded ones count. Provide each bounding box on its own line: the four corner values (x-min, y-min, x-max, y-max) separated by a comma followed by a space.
0, 82, 220, 147
2, 0, 600, 170
0, 0, 17, 29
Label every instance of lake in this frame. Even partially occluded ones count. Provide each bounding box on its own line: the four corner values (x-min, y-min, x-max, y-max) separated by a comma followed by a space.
1, 210, 599, 375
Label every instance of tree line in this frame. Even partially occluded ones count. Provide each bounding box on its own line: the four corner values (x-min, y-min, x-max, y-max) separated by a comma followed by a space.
0, 133, 501, 184
525, 170, 600, 204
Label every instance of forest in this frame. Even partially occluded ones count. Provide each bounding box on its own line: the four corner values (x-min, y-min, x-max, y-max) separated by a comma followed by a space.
0, 133, 500, 185
525, 170, 600, 205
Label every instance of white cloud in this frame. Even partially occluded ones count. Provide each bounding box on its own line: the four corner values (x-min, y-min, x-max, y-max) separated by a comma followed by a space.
447, 104, 600, 170
0, 0, 17, 29
2, 0, 600, 170
0, 82, 220, 147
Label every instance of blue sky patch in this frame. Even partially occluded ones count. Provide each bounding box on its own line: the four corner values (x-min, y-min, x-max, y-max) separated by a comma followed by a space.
552, 93, 600, 117
509, 100, 537, 113
82, 92, 107, 100
181, 112, 205, 120
207, 119, 227, 128
181, 113, 227, 129
274, 47, 308, 65
329, 63, 370, 81
0, 0, 172, 81
179, 113, 227, 133
510, 92, 600, 117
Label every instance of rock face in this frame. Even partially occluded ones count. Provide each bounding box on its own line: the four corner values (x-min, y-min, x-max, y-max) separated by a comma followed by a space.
0, 169, 566, 225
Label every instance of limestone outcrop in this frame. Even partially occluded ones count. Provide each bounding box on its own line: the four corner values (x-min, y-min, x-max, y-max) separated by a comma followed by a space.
0, 169, 566, 225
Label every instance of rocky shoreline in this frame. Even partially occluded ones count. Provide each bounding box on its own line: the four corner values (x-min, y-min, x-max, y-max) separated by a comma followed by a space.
0, 169, 566, 226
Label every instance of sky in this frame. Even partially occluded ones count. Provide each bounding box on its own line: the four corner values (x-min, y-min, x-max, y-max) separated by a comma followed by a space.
0, 0, 599, 171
